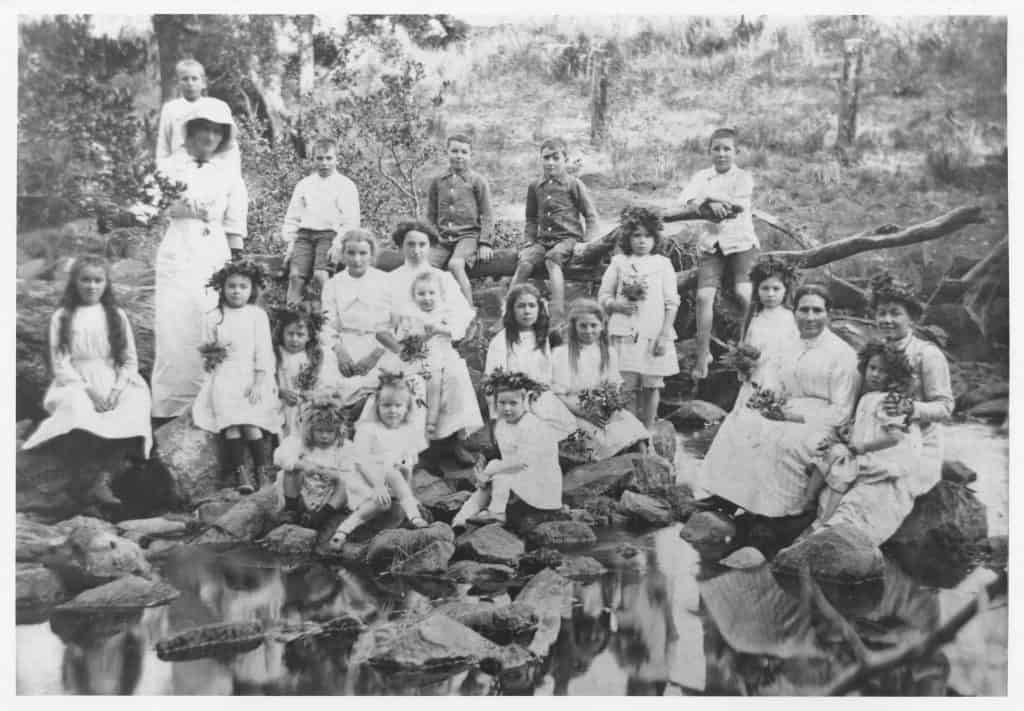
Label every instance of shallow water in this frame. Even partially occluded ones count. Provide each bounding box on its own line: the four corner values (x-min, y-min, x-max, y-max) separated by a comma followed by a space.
16, 424, 1008, 696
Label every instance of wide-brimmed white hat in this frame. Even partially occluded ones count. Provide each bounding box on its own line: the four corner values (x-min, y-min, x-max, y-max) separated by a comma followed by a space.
183, 96, 237, 154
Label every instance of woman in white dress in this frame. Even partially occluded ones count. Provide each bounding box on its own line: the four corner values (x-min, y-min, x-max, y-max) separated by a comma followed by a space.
700, 284, 860, 518
151, 98, 247, 418
376, 219, 482, 465
22, 256, 153, 505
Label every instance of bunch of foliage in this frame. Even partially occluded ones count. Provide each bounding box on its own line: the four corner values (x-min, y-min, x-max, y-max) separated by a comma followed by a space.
577, 380, 632, 427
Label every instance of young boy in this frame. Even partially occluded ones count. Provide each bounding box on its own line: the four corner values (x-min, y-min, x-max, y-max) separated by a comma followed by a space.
512, 138, 599, 322
426, 134, 494, 303
155, 59, 240, 172
282, 138, 361, 306
679, 127, 757, 380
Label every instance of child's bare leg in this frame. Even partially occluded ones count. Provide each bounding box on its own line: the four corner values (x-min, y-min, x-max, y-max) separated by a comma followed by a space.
384, 468, 426, 525
734, 281, 753, 341
692, 286, 717, 379
448, 257, 473, 304
312, 268, 329, 293
452, 487, 490, 528
286, 275, 307, 305
425, 375, 442, 436
641, 387, 661, 430
622, 373, 642, 420
330, 499, 387, 547
546, 259, 566, 321
486, 474, 514, 515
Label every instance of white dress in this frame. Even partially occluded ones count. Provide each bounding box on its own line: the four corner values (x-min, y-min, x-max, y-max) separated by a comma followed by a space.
320, 267, 402, 401
815, 391, 923, 545
551, 342, 650, 460
738, 306, 800, 402
272, 436, 352, 511
701, 329, 860, 517
598, 253, 681, 376
275, 346, 343, 439
488, 412, 563, 510
152, 153, 247, 417
192, 305, 281, 433
484, 330, 576, 436
23, 305, 153, 456
895, 334, 954, 497
392, 300, 483, 440
350, 419, 428, 509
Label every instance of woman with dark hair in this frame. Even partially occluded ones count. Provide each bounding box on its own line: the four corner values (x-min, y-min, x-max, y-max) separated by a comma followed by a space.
699, 284, 860, 518
869, 273, 953, 497
151, 97, 248, 418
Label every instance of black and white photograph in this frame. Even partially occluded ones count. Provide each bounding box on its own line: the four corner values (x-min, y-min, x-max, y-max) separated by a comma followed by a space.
10, 9, 1012, 697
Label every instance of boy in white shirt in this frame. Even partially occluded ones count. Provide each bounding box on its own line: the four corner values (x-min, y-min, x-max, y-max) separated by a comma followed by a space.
156, 59, 239, 173
679, 128, 758, 379
281, 138, 361, 306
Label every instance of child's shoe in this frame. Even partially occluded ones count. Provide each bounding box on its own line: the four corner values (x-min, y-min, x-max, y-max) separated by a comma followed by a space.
409, 515, 429, 529
89, 471, 122, 507
235, 466, 256, 494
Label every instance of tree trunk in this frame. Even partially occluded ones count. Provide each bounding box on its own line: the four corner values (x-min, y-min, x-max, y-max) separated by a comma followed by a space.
836, 37, 865, 160
152, 15, 195, 103
294, 15, 315, 97
589, 52, 609, 147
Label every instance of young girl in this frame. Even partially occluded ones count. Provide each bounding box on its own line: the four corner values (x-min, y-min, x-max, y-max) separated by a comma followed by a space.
452, 372, 563, 528
736, 257, 801, 399
274, 306, 343, 440
552, 299, 650, 461
320, 229, 401, 406
391, 269, 483, 442
331, 374, 429, 549
383, 220, 481, 464
484, 284, 575, 435
23, 256, 153, 503
598, 207, 680, 429
193, 260, 280, 494
811, 339, 923, 544
272, 396, 353, 529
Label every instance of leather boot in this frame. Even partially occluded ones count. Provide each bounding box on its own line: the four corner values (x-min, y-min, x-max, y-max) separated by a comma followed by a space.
236, 466, 256, 495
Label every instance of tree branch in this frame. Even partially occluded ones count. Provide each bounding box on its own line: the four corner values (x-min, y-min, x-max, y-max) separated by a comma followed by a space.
824, 570, 1007, 696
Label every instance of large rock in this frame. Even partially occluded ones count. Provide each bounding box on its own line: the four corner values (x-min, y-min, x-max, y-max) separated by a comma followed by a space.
434, 601, 539, 645
391, 539, 456, 576
618, 490, 673, 527
412, 469, 472, 522
365, 522, 455, 570
446, 560, 516, 586
42, 524, 152, 592
679, 510, 738, 562
517, 547, 566, 576
260, 524, 318, 556
664, 400, 727, 429
57, 574, 180, 611
515, 568, 573, 658
562, 453, 674, 507
116, 516, 190, 545
16, 563, 70, 613
426, 491, 473, 523
941, 459, 979, 485
53, 515, 118, 537
555, 555, 607, 579
194, 490, 244, 525
153, 412, 224, 506
365, 614, 506, 672
15, 440, 125, 522
883, 480, 988, 588
773, 525, 885, 584
526, 521, 597, 549
954, 380, 1009, 414
194, 486, 279, 544
17, 514, 66, 562
454, 524, 525, 565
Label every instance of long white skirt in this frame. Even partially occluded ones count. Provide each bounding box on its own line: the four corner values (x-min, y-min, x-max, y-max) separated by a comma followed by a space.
151, 218, 230, 417
575, 409, 650, 461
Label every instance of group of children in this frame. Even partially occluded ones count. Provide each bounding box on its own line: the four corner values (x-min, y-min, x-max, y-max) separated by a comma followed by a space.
27, 55, 918, 545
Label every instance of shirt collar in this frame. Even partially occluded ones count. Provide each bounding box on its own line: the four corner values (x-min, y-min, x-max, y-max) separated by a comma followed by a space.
541, 173, 569, 186
444, 168, 472, 180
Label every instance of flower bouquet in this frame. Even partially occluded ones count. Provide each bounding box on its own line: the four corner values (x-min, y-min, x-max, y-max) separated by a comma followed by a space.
560, 428, 597, 465
620, 264, 648, 302
399, 334, 429, 363
718, 342, 761, 380
746, 383, 788, 421
198, 342, 229, 373
577, 380, 632, 428
295, 360, 319, 392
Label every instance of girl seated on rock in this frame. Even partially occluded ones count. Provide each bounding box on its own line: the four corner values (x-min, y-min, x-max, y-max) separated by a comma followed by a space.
484, 283, 576, 436
452, 370, 564, 529
22, 255, 153, 506
272, 395, 352, 529
192, 259, 280, 494
810, 339, 923, 544
551, 299, 650, 460
273, 305, 342, 440
330, 373, 429, 549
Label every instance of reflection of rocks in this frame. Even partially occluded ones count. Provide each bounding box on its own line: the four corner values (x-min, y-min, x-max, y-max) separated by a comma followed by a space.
618, 490, 673, 527
555, 555, 607, 579
156, 620, 266, 662
42, 524, 152, 592
435, 600, 539, 645
515, 568, 573, 658
17, 562, 70, 615
57, 575, 179, 611
648, 419, 677, 462
17, 514, 66, 562
364, 614, 505, 672
446, 560, 516, 586
884, 480, 988, 588
773, 525, 885, 585
454, 524, 525, 566
526, 520, 596, 549
365, 522, 455, 570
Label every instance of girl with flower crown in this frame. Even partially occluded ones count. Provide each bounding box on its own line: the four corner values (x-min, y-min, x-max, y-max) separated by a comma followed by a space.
451, 370, 563, 529
192, 259, 280, 493
273, 305, 342, 440
598, 207, 681, 429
